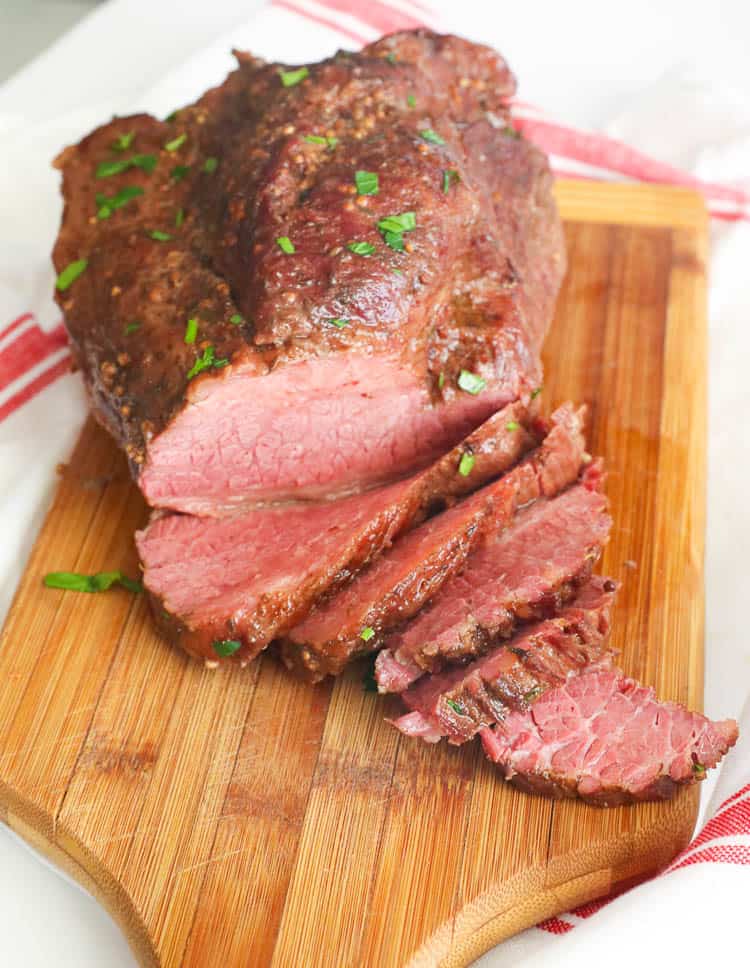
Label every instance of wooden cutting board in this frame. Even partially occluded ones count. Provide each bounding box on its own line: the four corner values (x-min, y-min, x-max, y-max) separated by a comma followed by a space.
0, 181, 708, 967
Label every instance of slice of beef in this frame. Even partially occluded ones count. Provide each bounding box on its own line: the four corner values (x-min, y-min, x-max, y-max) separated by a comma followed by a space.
280, 404, 586, 681
480, 669, 739, 805
392, 576, 617, 744
375, 465, 611, 693
136, 401, 538, 662
52, 30, 564, 514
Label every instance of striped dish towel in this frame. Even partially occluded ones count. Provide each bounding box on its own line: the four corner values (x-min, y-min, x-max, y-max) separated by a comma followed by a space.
0, 1, 748, 964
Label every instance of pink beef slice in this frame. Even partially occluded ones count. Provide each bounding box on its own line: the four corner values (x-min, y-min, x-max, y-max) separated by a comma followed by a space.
137, 401, 539, 664
375, 466, 611, 693
393, 576, 617, 745
480, 669, 739, 805
52, 30, 564, 515
279, 404, 586, 682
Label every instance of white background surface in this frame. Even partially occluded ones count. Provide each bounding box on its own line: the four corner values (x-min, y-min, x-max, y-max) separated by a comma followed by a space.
0, 1, 748, 965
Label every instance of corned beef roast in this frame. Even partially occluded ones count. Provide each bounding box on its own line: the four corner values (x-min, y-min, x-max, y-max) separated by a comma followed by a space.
52, 27, 737, 804
52, 30, 564, 516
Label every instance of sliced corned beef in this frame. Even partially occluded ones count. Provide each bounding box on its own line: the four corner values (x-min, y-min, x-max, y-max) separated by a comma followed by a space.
136, 402, 538, 663
480, 669, 739, 805
280, 404, 586, 681
392, 577, 617, 744
375, 466, 611, 693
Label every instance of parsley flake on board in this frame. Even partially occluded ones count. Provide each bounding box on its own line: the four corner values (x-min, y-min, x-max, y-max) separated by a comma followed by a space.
147, 229, 172, 242
279, 66, 309, 87
348, 241, 376, 256
360, 626, 375, 642
229, 313, 244, 325
96, 185, 143, 220
96, 154, 157, 178
175, 208, 185, 227
55, 259, 88, 292
124, 322, 141, 335
420, 128, 445, 146
407, 94, 416, 108
531, 386, 543, 399
276, 236, 295, 254
457, 369, 486, 395
170, 164, 190, 181
213, 639, 242, 657
187, 345, 229, 380
458, 452, 475, 477
202, 157, 218, 173
43, 570, 142, 594
304, 134, 327, 145
164, 132, 187, 152
355, 170, 379, 195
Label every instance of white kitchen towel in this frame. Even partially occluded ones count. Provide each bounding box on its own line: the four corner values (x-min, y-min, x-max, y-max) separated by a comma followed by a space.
0, 1, 748, 965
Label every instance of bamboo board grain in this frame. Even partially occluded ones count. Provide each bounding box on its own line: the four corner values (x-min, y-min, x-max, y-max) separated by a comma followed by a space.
0, 181, 708, 967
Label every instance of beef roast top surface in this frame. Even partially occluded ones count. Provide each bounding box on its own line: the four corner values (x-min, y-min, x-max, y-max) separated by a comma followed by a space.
52, 29, 566, 513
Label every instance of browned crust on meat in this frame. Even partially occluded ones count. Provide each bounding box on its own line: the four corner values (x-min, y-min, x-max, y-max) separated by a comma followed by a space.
52, 30, 564, 479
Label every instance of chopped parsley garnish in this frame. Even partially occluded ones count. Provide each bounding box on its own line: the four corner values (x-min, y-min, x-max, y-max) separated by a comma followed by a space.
438, 371, 445, 389
147, 229, 172, 241
187, 344, 229, 379
279, 66, 309, 87
524, 686, 544, 704
164, 132, 187, 152
112, 131, 135, 152
420, 128, 445, 146
378, 212, 416, 234
457, 369, 486, 395
392, 268, 404, 276
43, 570, 142, 594
348, 241, 376, 256
165, 110, 179, 123
442, 168, 460, 193
503, 125, 521, 139
303, 134, 339, 148
95, 185, 143, 220
386, 52, 397, 64
229, 313, 244, 325
184, 317, 198, 344
458, 452, 476, 477
692, 761, 706, 775
377, 211, 416, 252
124, 322, 141, 335
170, 164, 190, 181
355, 170, 379, 196
55, 259, 88, 292
531, 386, 543, 399
329, 318, 349, 329
96, 154, 157, 178
505, 421, 520, 431
213, 639, 242, 657
203, 156, 218, 173
175, 208, 185, 227
446, 699, 465, 714
360, 626, 375, 642
276, 236, 295, 254
407, 93, 416, 108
